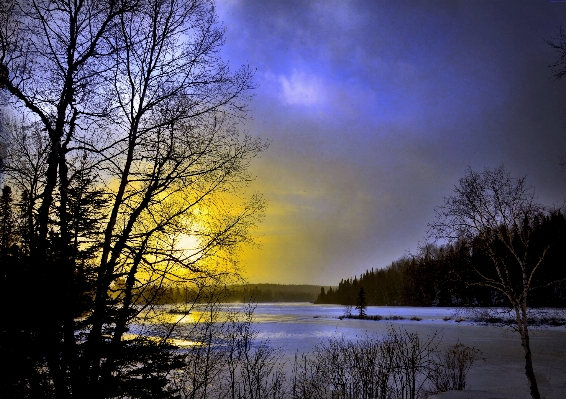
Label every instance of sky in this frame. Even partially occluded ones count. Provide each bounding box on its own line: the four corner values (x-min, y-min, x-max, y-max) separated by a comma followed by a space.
213, 0, 566, 286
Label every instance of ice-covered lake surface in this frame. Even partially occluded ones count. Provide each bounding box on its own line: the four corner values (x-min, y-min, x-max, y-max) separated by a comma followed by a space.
235, 304, 564, 354
134, 303, 566, 397
239, 302, 460, 322
252, 303, 566, 397
134, 303, 566, 354
227, 303, 465, 351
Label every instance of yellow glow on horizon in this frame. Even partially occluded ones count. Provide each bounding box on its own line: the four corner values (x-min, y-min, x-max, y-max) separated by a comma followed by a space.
103, 160, 266, 288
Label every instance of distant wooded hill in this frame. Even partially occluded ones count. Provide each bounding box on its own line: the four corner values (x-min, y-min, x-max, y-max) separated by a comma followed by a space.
225, 284, 324, 303
132, 283, 325, 304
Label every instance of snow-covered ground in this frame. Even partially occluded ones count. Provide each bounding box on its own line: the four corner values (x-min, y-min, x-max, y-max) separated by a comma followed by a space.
248, 303, 566, 399
132, 303, 566, 398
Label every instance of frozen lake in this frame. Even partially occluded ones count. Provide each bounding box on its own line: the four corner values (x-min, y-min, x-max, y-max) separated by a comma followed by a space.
240, 303, 566, 397
233, 303, 462, 352
134, 303, 566, 397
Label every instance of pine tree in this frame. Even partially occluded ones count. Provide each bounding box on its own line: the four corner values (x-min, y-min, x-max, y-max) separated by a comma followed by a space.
356, 287, 367, 318
0, 185, 14, 251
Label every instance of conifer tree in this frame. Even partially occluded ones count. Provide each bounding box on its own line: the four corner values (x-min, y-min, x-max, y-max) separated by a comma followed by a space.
356, 287, 367, 318
0, 185, 13, 251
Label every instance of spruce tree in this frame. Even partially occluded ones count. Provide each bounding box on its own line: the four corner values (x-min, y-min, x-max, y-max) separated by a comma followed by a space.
356, 287, 367, 318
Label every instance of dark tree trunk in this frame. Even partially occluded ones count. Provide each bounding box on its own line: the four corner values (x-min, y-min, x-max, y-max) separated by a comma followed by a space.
517, 306, 541, 399
522, 342, 541, 399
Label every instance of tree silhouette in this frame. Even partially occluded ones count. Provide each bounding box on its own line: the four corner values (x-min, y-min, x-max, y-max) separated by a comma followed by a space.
0, 0, 265, 397
356, 287, 367, 318
546, 25, 566, 81
430, 166, 566, 399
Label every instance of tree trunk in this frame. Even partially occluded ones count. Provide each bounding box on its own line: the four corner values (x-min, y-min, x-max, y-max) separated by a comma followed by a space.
517, 306, 541, 399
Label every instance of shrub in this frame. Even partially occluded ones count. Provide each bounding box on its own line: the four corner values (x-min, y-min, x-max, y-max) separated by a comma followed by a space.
428, 341, 483, 394
291, 326, 441, 399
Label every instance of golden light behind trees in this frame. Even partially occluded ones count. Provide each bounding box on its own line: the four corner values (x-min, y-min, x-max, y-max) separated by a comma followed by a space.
0, 0, 266, 396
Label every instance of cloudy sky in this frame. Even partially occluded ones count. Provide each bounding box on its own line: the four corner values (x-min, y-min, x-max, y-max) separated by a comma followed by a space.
214, 0, 566, 286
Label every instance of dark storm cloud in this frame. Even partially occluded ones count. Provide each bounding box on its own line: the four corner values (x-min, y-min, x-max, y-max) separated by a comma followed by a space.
217, 0, 566, 284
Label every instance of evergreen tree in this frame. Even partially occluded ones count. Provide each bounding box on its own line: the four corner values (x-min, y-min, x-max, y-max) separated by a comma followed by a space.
356, 287, 367, 318
316, 287, 326, 303
0, 185, 13, 251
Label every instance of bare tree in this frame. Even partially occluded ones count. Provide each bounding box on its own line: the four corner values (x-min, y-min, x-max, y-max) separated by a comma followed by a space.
0, 0, 265, 397
547, 25, 566, 81
429, 166, 566, 399
547, 26, 566, 169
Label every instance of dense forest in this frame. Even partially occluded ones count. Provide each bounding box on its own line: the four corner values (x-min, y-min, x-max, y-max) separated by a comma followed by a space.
316, 210, 566, 307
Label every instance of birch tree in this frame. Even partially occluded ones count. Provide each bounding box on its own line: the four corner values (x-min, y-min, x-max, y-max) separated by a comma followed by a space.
430, 166, 565, 399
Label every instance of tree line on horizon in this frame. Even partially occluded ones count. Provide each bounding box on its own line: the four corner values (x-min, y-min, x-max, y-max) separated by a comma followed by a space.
316, 210, 566, 308
117, 282, 320, 304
